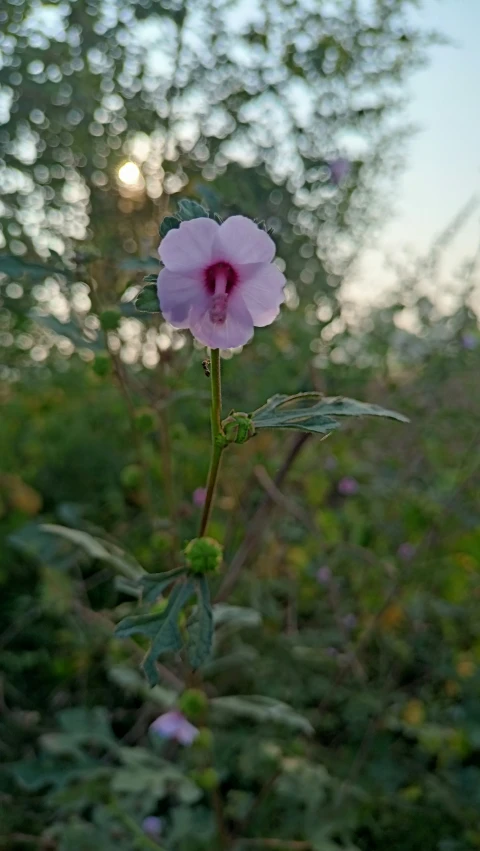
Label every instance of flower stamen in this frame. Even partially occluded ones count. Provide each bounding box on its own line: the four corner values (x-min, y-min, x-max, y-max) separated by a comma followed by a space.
206, 263, 237, 324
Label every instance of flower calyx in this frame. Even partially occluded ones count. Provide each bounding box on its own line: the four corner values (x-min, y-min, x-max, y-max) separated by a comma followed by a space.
184, 537, 223, 575
221, 411, 255, 445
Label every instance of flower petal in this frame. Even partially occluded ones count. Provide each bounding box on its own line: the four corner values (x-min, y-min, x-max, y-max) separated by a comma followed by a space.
150, 710, 183, 738
189, 291, 254, 349
159, 217, 219, 272
216, 216, 276, 266
157, 268, 206, 328
239, 262, 285, 327
175, 719, 199, 746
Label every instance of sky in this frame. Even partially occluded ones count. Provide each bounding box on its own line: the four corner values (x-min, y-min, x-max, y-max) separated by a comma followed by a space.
354, 0, 480, 304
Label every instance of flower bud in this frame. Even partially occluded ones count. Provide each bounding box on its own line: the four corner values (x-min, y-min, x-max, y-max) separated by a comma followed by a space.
99, 307, 121, 331
190, 767, 219, 791
134, 407, 158, 433
184, 537, 223, 575
179, 688, 209, 719
193, 727, 214, 751
222, 412, 255, 445
120, 464, 143, 489
92, 352, 111, 377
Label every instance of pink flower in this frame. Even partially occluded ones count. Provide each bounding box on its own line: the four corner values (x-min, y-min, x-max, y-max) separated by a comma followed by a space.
157, 216, 285, 349
338, 476, 358, 496
150, 710, 199, 746
193, 487, 207, 507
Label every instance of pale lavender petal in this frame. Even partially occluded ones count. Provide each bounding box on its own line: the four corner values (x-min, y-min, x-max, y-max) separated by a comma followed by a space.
338, 476, 358, 496
189, 291, 254, 349
327, 157, 350, 186
193, 487, 207, 507
150, 710, 183, 739
239, 262, 285, 327
157, 268, 206, 328
175, 718, 199, 746
216, 216, 276, 266
143, 817, 163, 838
159, 217, 219, 272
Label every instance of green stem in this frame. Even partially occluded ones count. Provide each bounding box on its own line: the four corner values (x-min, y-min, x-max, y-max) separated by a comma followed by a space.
199, 349, 224, 537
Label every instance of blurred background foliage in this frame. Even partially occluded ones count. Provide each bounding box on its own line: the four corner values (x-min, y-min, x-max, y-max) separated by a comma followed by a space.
1, 1, 480, 850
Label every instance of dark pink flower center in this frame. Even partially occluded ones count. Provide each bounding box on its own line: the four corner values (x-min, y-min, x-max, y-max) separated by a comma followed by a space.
204, 261, 238, 324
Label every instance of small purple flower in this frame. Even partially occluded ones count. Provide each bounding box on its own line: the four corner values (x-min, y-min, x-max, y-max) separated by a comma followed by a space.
342, 613, 357, 631
193, 487, 207, 507
316, 566, 332, 585
327, 158, 350, 186
397, 542, 416, 561
142, 816, 164, 839
338, 476, 358, 496
150, 710, 199, 746
462, 333, 477, 350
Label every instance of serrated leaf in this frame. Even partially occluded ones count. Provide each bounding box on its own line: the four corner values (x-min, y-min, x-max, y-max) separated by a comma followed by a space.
211, 695, 313, 735
134, 283, 161, 313
115, 581, 195, 686
252, 394, 339, 435
309, 395, 409, 422
251, 392, 408, 436
159, 215, 181, 237
187, 578, 213, 669
142, 567, 187, 603
177, 199, 208, 221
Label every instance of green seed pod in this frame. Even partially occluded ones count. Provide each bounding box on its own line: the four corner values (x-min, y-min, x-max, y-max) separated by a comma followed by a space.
120, 464, 143, 489
179, 688, 209, 720
92, 352, 111, 377
99, 308, 121, 331
184, 537, 223, 575
193, 728, 214, 751
190, 767, 219, 791
222, 412, 255, 445
134, 407, 158, 433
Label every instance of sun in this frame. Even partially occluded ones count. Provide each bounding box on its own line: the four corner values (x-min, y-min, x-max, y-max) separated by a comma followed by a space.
118, 161, 141, 186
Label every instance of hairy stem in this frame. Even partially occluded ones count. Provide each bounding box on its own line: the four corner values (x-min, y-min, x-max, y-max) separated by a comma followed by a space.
199, 349, 224, 537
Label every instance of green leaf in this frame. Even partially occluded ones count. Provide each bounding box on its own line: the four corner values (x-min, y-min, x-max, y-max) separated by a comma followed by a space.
187, 578, 214, 669
134, 283, 161, 313
251, 393, 339, 435
115, 581, 195, 686
143, 273, 158, 283
251, 392, 408, 436
0, 254, 73, 281
141, 567, 187, 603
177, 199, 208, 221
213, 604, 262, 630
29, 312, 103, 352
307, 395, 410, 422
159, 215, 181, 237
40, 524, 144, 580
211, 695, 314, 735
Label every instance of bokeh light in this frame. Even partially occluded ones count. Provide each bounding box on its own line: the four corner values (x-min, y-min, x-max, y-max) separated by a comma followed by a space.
117, 161, 141, 186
